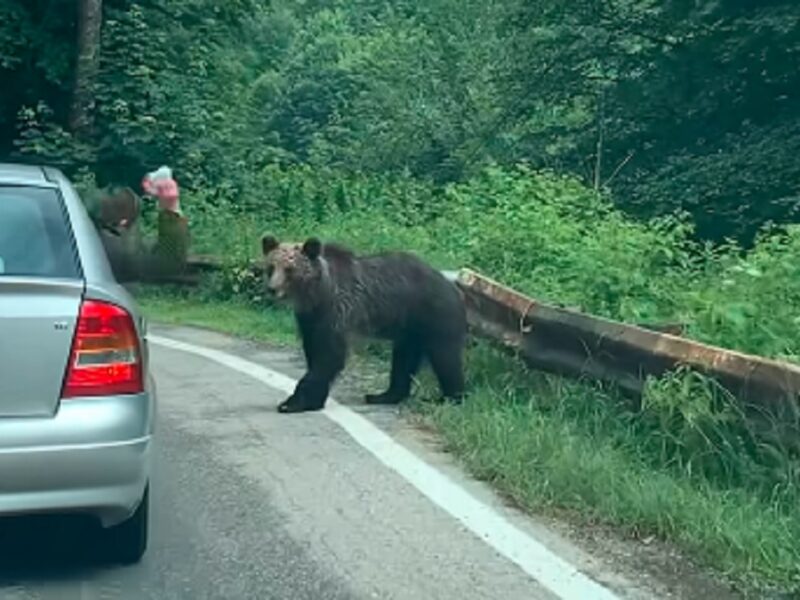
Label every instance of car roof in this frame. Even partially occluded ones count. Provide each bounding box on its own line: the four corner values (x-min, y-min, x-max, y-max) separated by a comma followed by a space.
0, 163, 59, 188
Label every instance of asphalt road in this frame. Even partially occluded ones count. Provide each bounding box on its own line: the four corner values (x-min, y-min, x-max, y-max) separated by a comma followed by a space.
0, 325, 680, 600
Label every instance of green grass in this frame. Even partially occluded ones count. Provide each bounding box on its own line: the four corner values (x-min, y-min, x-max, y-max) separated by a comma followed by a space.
416, 346, 800, 593
138, 285, 297, 345
136, 287, 800, 595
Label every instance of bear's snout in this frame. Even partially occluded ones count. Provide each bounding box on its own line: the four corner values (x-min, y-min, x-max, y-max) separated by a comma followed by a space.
265, 284, 282, 297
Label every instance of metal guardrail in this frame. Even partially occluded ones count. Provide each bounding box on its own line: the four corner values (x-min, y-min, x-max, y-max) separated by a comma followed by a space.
455, 268, 800, 433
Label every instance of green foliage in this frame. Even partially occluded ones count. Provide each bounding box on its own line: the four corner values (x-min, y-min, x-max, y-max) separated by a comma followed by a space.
190, 162, 800, 367
682, 226, 800, 358
0, 0, 76, 157
418, 343, 800, 590
3, 0, 798, 241
641, 366, 799, 493
13, 102, 94, 169
429, 166, 697, 322
2, 0, 259, 190
136, 284, 298, 346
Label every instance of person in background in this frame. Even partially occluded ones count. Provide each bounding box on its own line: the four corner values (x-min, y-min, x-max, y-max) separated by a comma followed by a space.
140, 166, 190, 278
97, 166, 190, 283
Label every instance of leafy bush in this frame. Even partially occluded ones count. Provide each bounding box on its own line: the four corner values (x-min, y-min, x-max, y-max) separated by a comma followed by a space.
429, 166, 697, 322
682, 226, 800, 358
189, 163, 800, 364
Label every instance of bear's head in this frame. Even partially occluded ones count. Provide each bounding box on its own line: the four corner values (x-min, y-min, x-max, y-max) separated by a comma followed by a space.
261, 235, 325, 306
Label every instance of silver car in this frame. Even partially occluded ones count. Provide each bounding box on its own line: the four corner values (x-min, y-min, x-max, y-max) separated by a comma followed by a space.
0, 163, 155, 564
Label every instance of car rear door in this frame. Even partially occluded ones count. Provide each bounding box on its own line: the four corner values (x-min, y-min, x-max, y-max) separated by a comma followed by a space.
0, 184, 84, 417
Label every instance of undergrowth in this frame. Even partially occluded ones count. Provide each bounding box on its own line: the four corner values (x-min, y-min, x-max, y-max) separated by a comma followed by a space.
416, 346, 800, 591
132, 163, 800, 593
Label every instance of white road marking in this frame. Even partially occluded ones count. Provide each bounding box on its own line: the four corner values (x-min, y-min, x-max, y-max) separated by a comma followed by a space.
150, 334, 622, 600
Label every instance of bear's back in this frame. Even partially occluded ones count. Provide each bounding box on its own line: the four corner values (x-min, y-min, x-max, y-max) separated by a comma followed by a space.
337, 250, 465, 339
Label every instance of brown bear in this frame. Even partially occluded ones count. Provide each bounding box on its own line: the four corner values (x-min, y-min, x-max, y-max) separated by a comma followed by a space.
261, 235, 467, 413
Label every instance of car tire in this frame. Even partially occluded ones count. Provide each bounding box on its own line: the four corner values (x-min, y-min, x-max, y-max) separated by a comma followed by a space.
106, 485, 149, 565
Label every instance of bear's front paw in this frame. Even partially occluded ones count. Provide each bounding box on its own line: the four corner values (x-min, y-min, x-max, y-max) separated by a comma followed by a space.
277, 395, 320, 414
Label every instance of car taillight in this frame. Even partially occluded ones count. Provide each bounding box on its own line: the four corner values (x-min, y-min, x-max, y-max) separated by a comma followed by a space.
61, 299, 143, 398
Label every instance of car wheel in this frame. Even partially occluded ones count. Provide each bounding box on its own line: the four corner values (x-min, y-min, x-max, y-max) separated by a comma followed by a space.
106, 485, 149, 565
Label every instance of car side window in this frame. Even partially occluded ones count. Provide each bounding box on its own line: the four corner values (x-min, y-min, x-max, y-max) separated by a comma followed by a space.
0, 186, 80, 279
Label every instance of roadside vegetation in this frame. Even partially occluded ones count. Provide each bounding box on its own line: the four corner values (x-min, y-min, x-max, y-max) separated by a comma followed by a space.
4, 0, 800, 594
136, 164, 800, 594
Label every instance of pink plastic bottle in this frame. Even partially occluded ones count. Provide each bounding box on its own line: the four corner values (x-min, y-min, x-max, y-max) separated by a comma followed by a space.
142, 166, 181, 214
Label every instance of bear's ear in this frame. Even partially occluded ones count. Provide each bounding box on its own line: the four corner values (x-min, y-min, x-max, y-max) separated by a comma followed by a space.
301, 237, 322, 260
261, 235, 279, 255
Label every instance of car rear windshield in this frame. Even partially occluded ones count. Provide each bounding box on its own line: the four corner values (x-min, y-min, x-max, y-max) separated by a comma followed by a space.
0, 185, 80, 279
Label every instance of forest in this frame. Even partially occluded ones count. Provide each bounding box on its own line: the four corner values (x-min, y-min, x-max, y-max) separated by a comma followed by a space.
2, 0, 800, 593
2, 0, 799, 243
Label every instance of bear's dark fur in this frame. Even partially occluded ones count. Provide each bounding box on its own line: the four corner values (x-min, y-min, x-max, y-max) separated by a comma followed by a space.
262, 235, 467, 414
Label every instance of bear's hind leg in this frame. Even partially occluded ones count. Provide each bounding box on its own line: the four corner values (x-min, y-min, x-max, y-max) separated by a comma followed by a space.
365, 337, 423, 405
426, 337, 466, 404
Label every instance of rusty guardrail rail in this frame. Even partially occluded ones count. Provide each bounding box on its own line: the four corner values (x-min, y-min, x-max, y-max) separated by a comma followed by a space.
455, 268, 800, 423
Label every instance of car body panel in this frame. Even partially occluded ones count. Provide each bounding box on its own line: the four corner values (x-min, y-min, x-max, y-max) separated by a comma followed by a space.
0, 278, 83, 417
0, 163, 154, 528
0, 437, 151, 527
0, 389, 154, 450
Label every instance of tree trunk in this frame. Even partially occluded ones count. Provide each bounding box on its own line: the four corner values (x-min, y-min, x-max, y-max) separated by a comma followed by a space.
69, 0, 103, 136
